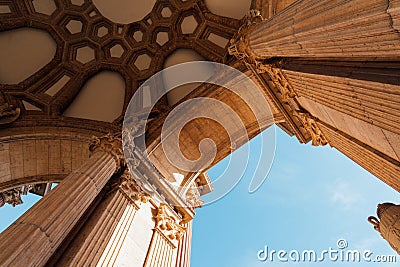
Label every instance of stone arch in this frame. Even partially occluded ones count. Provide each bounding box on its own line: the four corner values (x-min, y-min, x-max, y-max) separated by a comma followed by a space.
0, 129, 91, 192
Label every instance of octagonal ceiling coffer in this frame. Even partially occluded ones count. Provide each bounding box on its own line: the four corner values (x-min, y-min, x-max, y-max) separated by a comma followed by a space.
97, 26, 108, 37
110, 44, 125, 58
32, 0, 57, 16
70, 0, 85, 6
134, 54, 152, 71
66, 19, 83, 34
75, 46, 95, 64
161, 7, 172, 17
181, 15, 199, 34
133, 31, 143, 42
0, 5, 11, 14
156, 31, 169, 46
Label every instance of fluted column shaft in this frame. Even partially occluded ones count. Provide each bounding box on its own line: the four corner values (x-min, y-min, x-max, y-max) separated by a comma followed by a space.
56, 189, 133, 266
175, 221, 193, 267
277, 62, 400, 166
249, 0, 400, 59
0, 134, 123, 266
144, 229, 176, 267
318, 121, 400, 191
144, 204, 186, 267
54, 168, 149, 266
283, 68, 400, 135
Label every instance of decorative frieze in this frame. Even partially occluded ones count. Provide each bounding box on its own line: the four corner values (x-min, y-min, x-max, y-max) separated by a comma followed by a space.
122, 119, 147, 171
155, 204, 186, 245
89, 133, 124, 172
245, 59, 328, 147
293, 111, 328, 146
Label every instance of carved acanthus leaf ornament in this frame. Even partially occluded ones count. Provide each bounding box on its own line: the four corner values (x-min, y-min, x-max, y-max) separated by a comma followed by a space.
89, 133, 124, 171
113, 169, 149, 205
0, 185, 32, 207
293, 111, 328, 146
155, 204, 186, 243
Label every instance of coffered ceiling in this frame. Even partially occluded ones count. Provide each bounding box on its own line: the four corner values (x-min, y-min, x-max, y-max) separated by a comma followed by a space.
0, 0, 253, 125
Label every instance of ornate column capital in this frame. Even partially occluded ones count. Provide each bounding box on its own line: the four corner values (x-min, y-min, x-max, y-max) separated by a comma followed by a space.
89, 133, 124, 172
112, 169, 149, 206
228, 10, 263, 65
0, 93, 20, 125
293, 111, 328, 146
185, 183, 204, 208
154, 204, 186, 247
0, 185, 32, 207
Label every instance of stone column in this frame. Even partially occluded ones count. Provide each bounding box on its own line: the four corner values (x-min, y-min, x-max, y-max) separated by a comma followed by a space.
278, 62, 400, 138
174, 182, 203, 267
55, 168, 148, 266
318, 121, 400, 191
175, 221, 193, 267
0, 133, 123, 267
228, 4, 400, 190
369, 203, 400, 254
273, 61, 400, 161
248, 0, 400, 59
144, 204, 186, 267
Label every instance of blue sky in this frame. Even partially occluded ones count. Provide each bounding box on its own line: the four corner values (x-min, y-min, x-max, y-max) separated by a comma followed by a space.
0, 193, 40, 231
191, 127, 400, 267
0, 127, 399, 266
